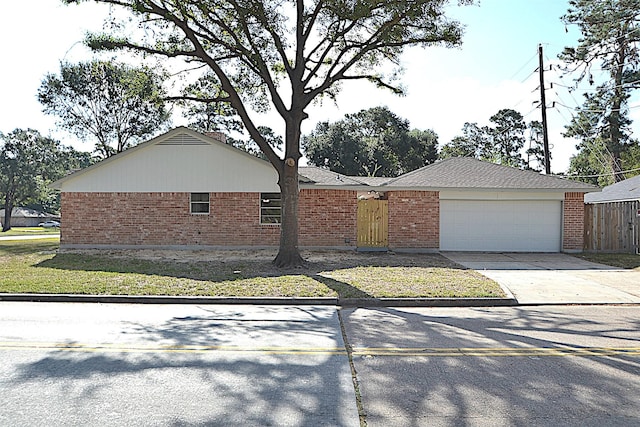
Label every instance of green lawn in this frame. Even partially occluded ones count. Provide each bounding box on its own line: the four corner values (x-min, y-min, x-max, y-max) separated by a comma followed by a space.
0, 227, 60, 236
0, 240, 505, 299
573, 253, 640, 270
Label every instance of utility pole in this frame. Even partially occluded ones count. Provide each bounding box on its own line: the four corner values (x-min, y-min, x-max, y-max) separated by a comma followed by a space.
538, 43, 551, 174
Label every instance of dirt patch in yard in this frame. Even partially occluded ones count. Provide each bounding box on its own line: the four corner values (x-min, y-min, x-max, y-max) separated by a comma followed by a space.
60, 248, 455, 269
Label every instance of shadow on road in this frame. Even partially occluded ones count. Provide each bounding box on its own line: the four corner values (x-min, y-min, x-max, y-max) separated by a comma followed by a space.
342, 305, 640, 426
7, 305, 359, 426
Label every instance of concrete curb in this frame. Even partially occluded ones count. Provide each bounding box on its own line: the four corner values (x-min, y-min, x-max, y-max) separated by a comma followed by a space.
0, 293, 518, 307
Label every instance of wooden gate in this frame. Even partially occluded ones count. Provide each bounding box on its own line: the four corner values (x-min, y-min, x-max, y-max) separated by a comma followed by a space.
357, 199, 388, 250
584, 201, 639, 253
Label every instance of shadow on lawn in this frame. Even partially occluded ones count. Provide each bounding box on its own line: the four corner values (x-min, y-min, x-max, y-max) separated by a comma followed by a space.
33, 250, 481, 297
35, 251, 466, 282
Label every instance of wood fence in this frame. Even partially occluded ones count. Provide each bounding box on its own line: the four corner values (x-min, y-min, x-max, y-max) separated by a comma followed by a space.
357, 199, 388, 250
584, 201, 640, 253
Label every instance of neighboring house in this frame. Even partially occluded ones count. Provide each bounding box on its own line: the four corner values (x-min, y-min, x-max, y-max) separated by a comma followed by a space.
584, 174, 640, 204
0, 207, 59, 228
584, 175, 640, 253
52, 127, 596, 253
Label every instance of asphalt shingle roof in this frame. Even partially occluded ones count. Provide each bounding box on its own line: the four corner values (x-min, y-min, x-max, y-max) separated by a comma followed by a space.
584, 174, 640, 203
383, 157, 597, 191
298, 166, 371, 186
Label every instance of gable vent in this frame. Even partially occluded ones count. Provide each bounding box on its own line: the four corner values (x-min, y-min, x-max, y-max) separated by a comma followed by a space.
158, 134, 209, 146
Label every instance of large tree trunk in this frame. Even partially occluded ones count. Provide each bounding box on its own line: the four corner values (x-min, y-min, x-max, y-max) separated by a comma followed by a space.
273, 157, 304, 268
273, 113, 306, 268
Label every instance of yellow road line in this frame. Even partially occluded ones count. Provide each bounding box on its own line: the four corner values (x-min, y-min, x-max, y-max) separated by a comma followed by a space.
1, 342, 639, 357
352, 347, 640, 357
0, 342, 347, 355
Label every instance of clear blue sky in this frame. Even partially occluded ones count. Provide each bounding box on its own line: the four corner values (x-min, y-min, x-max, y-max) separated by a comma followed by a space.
0, 0, 619, 173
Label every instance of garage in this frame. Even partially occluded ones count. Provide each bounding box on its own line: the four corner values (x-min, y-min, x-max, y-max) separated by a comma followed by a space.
440, 199, 563, 252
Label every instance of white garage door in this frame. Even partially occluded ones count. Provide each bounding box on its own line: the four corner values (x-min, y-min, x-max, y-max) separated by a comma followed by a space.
440, 200, 562, 252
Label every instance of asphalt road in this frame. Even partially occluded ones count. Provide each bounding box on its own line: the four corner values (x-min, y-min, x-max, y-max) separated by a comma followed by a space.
1, 303, 639, 426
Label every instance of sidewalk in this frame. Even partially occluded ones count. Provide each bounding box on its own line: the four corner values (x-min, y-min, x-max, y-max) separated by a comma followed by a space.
443, 252, 640, 305
0, 234, 59, 241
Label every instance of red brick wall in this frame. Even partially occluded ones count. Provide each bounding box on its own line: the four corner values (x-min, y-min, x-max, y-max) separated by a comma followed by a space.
563, 192, 585, 252
60, 192, 280, 247
387, 191, 439, 249
61, 190, 359, 248
299, 189, 357, 247
61, 190, 578, 252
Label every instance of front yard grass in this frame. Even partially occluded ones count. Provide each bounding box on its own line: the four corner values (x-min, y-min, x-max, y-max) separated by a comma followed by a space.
0, 240, 505, 299
0, 227, 60, 236
573, 253, 640, 270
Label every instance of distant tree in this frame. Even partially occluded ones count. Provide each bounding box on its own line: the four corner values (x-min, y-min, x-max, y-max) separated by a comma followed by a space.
440, 122, 490, 160
38, 60, 171, 158
441, 109, 528, 167
404, 129, 439, 173
567, 142, 610, 186
622, 143, 640, 178
488, 109, 526, 167
228, 126, 283, 160
560, 0, 640, 182
564, 91, 623, 185
178, 72, 243, 134
525, 120, 548, 172
303, 107, 438, 177
0, 129, 88, 231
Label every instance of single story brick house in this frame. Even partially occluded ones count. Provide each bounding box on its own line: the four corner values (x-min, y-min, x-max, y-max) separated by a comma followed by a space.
0, 207, 59, 228
52, 127, 596, 252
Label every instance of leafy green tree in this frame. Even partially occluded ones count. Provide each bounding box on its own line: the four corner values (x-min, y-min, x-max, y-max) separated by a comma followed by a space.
303, 121, 363, 175
0, 129, 89, 231
487, 109, 526, 167
38, 60, 171, 158
525, 120, 549, 172
228, 126, 283, 160
177, 72, 243, 134
560, 0, 640, 181
404, 129, 439, 173
441, 110, 527, 167
303, 107, 438, 177
622, 142, 640, 178
567, 140, 612, 186
563, 90, 633, 185
440, 122, 491, 160
64, 0, 472, 266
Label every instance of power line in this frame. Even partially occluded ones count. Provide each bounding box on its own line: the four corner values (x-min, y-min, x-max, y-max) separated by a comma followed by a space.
561, 166, 640, 179
507, 51, 539, 81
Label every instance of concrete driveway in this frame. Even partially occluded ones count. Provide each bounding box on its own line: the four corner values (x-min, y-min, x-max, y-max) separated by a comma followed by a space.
443, 252, 640, 305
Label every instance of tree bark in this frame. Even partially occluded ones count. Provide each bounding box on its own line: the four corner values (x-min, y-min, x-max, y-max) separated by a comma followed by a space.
2, 192, 13, 232
273, 112, 306, 268
273, 157, 305, 268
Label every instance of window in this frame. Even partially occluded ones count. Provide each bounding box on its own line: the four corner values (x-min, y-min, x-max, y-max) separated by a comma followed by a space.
260, 192, 281, 224
190, 193, 210, 214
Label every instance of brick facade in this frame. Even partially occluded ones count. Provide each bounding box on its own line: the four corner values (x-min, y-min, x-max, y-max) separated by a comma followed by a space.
387, 191, 439, 249
60, 190, 584, 252
61, 192, 281, 247
299, 189, 358, 247
61, 190, 360, 248
562, 192, 585, 252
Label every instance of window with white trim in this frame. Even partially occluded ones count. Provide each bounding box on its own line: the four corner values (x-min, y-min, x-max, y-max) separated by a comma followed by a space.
260, 192, 281, 224
190, 193, 210, 214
